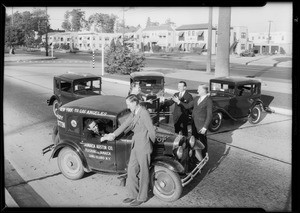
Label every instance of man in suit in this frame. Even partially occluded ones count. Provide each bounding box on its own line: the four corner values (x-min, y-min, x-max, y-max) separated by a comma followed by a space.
102, 94, 156, 207
163, 81, 193, 136
172, 84, 212, 158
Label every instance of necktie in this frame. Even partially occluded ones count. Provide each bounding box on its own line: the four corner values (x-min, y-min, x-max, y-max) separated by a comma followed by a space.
179, 92, 182, 98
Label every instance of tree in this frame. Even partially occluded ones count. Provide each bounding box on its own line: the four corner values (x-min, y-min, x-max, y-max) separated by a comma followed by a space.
87, 13, 117, 33
61, 9, 86, 31
105, 38, 145, 75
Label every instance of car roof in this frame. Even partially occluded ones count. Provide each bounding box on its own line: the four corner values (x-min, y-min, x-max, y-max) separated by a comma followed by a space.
130, 71, 164, 78
210, 76, 261, 85
55, 72, 101, 81
62, 95, 128, 116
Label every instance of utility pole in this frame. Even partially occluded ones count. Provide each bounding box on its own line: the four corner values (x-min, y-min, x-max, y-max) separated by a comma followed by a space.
268, 20, 272, 44
45, 7, 49, 56
206, 7, 213, 73
215, 7, 231, 77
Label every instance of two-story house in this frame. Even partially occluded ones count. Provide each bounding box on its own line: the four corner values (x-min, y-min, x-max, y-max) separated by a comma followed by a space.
141, 24, 176, 52
175, 23, 217, 54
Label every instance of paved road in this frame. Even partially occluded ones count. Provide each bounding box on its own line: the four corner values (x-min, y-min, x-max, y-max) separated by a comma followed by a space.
11, 50, 292, 81
4, 64, 291, 210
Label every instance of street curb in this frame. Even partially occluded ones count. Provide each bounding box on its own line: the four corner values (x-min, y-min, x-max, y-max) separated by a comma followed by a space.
102, 77, 292, 116
5, 188, 19, 207
5, 57, 57, 62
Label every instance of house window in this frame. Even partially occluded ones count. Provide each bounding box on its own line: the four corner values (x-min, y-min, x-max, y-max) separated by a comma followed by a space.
67, 38, 70, 41
137, 35, 139, 39
87, 44, 90, 47
79, 37, 82, 40
50, 36, 52, 39
241, 44, 246, 50
61, 38, 63, 41
262, 36, 265, 39
192, 31, 195, 36
168, 32, 171, 36
80, 44, 82, 47
252, 36, 254, 40
93, 37, 95, 40
99, 44, 102, 48
282, 36, 284, 41
241, 32, 246, 39
188, 31, 191, 36
258, 36, 260, 39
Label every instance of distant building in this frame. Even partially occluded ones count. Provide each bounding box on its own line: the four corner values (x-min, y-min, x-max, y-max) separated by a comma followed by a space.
141, 24, 176, 52
248, 31, 292, 55
175, 23, 217, 53
230, 26, 253, 55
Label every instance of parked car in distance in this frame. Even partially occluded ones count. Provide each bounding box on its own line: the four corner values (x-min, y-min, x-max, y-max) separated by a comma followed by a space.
47, 72, 102, 117
208, 76, 273, 132
42, 95, 208, 202
240, 50, 255, 57
129, 71, 170, 122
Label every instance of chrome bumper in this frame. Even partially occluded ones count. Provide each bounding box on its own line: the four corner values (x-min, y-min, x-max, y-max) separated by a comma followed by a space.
181, 153, 209, 187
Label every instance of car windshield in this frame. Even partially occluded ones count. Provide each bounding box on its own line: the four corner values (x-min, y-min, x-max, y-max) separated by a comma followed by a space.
74, 79, 101, 94
211, 82, 234, 94
134, 77, 163, 87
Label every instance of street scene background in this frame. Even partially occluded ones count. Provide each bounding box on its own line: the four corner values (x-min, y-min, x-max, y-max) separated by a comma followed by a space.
3, 4, 294, 211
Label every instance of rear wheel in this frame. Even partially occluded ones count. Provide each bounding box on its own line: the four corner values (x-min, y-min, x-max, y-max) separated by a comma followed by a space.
58, 147, 84, 180
209, 112, 222, 132
249, 105, 262, 124
150, 166, 182, 202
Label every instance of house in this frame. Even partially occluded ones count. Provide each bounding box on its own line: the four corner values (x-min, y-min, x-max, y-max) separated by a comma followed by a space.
141, 24, 176, 52
248, 31, 292, 55
175, 23, 217, 53
230, 26, 253, 55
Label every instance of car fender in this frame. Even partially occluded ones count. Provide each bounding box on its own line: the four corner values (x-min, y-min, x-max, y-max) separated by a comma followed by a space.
213, 106, 237, 121
47, 95, 59, 106
151, 156, 185, 173
51, 140, 90, 172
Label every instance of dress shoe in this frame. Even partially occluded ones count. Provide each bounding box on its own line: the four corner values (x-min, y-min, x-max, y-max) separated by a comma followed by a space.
130, 200, 144, 207
123, 198, 135, 203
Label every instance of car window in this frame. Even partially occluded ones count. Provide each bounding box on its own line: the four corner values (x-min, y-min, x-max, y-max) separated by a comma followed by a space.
237, 84, 252, 96
55, 79, 60, 89
61, 81, 72, 93
211, 82, 234, 94
136, 78, 163, 86
82, 117, 114, 137
74, 79, 101, 94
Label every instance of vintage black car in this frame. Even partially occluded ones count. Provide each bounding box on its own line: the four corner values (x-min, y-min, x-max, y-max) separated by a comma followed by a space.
47, 72, 102, 116
129, 71, 170, 122
208, 76, 273, 132
43, 95, 208, 202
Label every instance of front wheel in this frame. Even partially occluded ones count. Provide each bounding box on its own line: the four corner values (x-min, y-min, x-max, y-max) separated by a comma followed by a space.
248, 105, 262, 124
58, 147, 84, 180
209, 112, 222, 132
150, 166, 182, 202
52, 99, 60, 117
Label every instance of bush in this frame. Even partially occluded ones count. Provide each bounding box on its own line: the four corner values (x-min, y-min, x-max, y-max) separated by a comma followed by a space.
105, 38, 145, 75
152, 45, 162, 52
60, 43, 70, 50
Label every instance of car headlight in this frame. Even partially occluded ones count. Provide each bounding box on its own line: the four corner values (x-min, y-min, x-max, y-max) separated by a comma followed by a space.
176, 146, 183, 159
189, 136, 195, 148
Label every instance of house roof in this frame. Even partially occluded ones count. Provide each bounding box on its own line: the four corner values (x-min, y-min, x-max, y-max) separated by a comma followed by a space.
143, 25, 174, 32
176, 23, 217, 31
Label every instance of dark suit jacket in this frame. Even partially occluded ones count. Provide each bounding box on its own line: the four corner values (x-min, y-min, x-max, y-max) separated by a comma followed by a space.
113, 106, 156, 154
164, 91, 193, 124
180, 95, 213, 132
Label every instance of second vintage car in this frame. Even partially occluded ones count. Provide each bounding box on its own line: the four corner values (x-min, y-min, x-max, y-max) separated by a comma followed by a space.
47, 72, 102, 117
43, 95, 208, 202
208, 76, 274, 132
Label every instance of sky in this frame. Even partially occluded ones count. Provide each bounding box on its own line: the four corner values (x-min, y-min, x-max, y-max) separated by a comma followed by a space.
8, 2, 293, 33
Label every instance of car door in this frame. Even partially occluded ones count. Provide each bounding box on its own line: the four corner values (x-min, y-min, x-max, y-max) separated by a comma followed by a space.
80, 116, 116, 172
231, 84, 253, 118
60, 80, 76, 105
